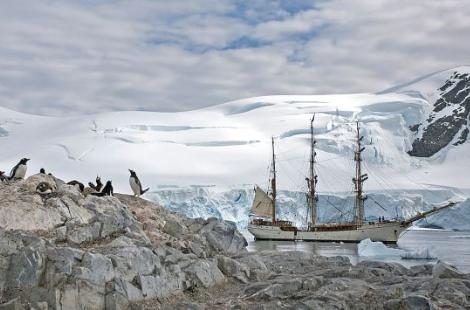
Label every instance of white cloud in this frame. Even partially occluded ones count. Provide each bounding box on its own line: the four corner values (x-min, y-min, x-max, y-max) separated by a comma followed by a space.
0, 0, 469, 115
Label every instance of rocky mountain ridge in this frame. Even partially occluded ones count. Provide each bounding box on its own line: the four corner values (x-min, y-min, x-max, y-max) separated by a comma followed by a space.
408, 70, 470, 157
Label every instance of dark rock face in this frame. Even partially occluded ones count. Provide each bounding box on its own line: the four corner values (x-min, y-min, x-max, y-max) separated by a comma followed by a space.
408, 71, 470, 157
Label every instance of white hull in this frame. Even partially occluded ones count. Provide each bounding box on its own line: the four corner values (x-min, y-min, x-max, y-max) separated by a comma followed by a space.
248, 222, 409, 243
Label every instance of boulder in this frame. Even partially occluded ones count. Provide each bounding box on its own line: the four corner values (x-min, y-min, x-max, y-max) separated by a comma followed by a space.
384, 295, 434, 310
0, 298, 24, 310
162, 219, 186, 238
200, 218, 247, 255
217, 256, 250, 283
184, 260, 225, 288
433, 261, 466, 279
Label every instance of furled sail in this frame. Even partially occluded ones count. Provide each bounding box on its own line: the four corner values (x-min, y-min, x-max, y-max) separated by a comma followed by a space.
251, 185, 273, 218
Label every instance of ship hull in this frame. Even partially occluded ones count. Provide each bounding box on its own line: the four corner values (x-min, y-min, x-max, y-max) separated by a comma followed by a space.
248, 222, 408, 243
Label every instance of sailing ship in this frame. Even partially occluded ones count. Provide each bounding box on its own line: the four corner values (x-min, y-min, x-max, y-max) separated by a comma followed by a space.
248, 116, 456, 243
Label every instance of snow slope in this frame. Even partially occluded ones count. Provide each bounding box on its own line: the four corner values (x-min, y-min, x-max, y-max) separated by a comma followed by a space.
1, 67, 470, 229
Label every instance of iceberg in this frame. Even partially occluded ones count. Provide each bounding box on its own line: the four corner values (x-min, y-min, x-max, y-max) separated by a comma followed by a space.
357, 238, 404, 257
400, 247, 436, 260
358, 238, 436, 261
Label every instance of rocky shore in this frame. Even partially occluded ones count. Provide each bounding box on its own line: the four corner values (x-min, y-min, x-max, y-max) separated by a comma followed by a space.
1, 175, 469, 309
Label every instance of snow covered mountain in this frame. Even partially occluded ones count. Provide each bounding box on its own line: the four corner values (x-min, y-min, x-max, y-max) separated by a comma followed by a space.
1, 66, 470, 229
381, 66, 470, 157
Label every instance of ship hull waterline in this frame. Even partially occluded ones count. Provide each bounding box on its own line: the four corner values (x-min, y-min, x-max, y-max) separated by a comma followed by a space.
248, 222, 409, 244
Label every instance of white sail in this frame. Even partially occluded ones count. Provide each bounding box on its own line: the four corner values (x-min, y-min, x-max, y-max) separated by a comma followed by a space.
251, 186, 273, 218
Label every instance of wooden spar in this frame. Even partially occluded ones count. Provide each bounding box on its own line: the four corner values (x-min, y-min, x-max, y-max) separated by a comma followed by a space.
307, 114, 317, 229
401, 201, 457, 227
353, 122, 368, 226
271, 137, 277, 223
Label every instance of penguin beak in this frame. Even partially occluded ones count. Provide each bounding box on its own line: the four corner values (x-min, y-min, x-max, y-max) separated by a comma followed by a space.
26, 158, 30, 162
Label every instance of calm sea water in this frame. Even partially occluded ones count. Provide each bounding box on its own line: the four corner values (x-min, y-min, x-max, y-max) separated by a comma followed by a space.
244, 229, 470, 273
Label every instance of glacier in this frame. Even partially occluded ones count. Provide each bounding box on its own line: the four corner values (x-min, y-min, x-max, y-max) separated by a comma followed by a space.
146, 185, 470, 230
1, 66, 470, 231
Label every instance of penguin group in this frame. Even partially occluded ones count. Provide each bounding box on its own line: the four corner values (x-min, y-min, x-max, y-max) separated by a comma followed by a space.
0, 158, 150, 198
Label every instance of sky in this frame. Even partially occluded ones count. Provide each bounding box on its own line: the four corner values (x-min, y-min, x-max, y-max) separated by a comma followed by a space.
0, 0, 469, 116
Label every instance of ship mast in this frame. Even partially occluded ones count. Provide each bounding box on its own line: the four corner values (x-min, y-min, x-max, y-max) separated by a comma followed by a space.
353, 122, 368, 226
306, 115, 318, 229
271, 137, 277, 223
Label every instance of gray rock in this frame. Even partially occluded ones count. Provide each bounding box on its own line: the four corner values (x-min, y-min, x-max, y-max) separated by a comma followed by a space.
67, 222, 101, 245
55, 226, 67, 242
433, 261, 466, 279
384, 295, 433, 310
136, 271, 185, 300
160, 302, 205, 310
217, 256, 250, 283
6, 246, 45, 290
0, 298, 24, 310
200, 219, 247, 255
106, 246, 161, 282
184, 260, 225, 288
76, 280, 106, 309
163, 219, 186, 238
356, 260, 408, 276
75, 252, 115, 284
31, 301, 48, 310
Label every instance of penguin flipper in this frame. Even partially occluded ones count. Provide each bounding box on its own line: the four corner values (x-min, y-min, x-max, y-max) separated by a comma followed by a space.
9, 164, 18, 179
140, 187, 150, 195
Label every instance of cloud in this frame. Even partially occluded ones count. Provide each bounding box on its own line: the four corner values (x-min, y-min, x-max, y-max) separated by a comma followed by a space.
0, 0, 469, 116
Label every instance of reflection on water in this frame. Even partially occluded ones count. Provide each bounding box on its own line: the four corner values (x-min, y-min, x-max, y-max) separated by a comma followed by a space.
244, 229, 470, 272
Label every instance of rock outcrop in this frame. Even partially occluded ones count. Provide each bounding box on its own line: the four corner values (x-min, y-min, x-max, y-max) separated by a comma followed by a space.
0, 175, 246, 309
1, 175, 470, 309
161, 252, 470, 309
409, 71, 470, 157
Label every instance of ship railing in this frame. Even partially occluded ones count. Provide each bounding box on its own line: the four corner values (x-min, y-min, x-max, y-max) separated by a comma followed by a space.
249, 218, 294, 227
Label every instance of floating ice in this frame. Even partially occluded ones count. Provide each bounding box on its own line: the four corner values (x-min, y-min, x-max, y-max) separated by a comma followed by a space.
358, 238, 436, 261
358, 238, 405, 257
401, 247, 436, 260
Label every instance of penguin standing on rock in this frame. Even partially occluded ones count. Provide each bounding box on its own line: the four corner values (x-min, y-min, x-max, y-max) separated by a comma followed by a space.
128, 169, 149, 197
0, 171, 6, 182
9, 158, 29, 180
88, 176, 103, 192
91, 180, 113, 197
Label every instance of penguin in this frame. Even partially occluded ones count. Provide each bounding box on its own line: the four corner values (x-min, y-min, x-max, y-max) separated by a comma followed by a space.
67, 180, 85, 192
0, 171, 6, 182
91, 180, 113, 197
88, 175, 103, 192
36, 182, 54, 194
9, 158, 29, 180
128, 169, 149, 197
40, 168, 46, 174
